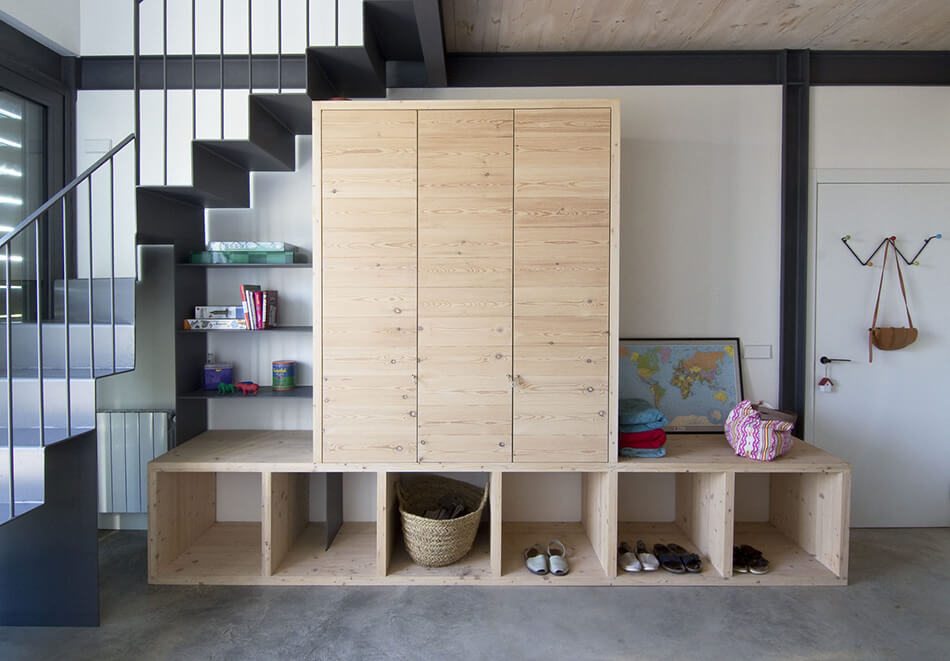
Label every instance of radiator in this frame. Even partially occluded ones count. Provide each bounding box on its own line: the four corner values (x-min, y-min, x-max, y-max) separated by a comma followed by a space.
97, 410, 174, 514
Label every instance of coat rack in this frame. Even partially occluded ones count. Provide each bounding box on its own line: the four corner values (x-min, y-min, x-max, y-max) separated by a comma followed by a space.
841, 234, 942, 266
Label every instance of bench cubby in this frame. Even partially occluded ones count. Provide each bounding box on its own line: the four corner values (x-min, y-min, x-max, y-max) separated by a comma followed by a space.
148, 432, 850, 586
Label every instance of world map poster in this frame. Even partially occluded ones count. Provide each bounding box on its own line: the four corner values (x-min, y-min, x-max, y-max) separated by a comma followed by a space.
619, 339, 743, 432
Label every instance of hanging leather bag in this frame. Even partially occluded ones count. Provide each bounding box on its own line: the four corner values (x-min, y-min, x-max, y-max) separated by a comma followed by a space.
869, 239, 918, 362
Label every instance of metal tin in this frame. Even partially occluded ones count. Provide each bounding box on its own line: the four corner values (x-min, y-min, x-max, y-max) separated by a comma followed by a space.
272, 360, 296, 391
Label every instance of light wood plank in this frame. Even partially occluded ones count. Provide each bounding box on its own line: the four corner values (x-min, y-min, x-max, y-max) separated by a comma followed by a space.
274, 522, 378, 579
418, 109, 514, 463
490, 472, 503, 576
313, 106, 323, 463
676, 472, 730, 578
377, 473, 399, 576
322, 289, 416, 318
148, 471, 216, 579
264, 472, 309, 576
582, 471, 617, 578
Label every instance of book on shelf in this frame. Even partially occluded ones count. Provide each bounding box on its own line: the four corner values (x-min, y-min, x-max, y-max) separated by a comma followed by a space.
238, 285, 278, 329
184, 318, 248, 330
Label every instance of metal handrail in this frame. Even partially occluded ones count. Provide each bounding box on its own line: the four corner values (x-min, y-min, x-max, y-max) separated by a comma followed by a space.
0, 134, 136, 248
2, 132, 136, 521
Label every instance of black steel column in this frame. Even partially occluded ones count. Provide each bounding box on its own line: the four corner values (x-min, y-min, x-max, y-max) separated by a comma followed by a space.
778, 50, 810, 435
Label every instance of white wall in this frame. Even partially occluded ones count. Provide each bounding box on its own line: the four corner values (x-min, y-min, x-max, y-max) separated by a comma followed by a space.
0, 0, 81, 54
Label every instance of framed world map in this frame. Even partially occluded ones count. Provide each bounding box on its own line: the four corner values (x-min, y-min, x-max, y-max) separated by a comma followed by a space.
619, 338, 743, 433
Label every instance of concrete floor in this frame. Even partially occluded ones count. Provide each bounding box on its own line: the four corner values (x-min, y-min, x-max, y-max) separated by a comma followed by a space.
1, 528, 948, 660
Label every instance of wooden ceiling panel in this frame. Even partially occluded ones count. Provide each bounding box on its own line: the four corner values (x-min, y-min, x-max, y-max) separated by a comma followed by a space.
441, 0, 950, 52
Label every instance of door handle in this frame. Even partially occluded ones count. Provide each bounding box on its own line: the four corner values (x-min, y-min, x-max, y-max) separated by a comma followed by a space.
819, 356, 851, 364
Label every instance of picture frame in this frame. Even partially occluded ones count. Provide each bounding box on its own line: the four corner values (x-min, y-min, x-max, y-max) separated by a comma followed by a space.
619, 338, 743, 433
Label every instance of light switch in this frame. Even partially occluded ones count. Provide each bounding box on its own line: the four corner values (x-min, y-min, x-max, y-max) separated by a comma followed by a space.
744, 344, 772, 359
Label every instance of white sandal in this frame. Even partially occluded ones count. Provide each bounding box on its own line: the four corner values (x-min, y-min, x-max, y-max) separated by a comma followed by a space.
547, 540, 570, 576
524, 544, 549, 575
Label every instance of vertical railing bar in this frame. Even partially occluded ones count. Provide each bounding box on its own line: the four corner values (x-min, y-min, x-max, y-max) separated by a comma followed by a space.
277, 0, 282, 93
62, 199, 71, 436
306, 0, 310, 50
109, 157, 116, 373
335, 0, 339, 46
35, 219, 45, 448
133, 0, 141, 186
248, 0, 253, 93
87, 179, 95, 380
5, 243, 13, 519
163, 0, 168, 186
192, 0, 197, 141
220, 0, 225, 140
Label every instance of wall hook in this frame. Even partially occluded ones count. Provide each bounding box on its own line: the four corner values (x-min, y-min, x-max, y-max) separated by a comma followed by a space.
841, 234, 941, 267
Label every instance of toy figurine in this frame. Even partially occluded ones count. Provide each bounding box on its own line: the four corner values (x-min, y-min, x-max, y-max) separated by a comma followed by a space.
217, 383, 236, 394
236, 381, 259, 395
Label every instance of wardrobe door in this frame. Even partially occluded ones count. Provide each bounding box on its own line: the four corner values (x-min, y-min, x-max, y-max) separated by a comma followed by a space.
321, 110, 418, 462
417, 109, 514, 462
513, 108, 611, 462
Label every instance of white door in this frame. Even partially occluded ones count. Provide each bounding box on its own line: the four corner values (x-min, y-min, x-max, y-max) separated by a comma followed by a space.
813, 178, 950, 527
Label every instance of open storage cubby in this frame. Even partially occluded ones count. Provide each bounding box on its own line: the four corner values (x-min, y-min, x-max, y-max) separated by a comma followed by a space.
381, 472, 493, 582
499, 472, 614, 583
148, 471, 263, 583
265, 472, 378, 582
148, 433, 850, 586
732, 472, 850, 586
616, 472, 730, 584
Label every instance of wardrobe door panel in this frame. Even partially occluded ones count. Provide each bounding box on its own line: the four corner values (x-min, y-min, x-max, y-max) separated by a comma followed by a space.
417, 109, 514, 463
514, 108, 611, 463
321, 109, 418, 462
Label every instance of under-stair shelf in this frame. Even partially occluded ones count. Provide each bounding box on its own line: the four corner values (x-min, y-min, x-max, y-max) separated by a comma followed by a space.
177, 326, 313, 334
177, 263, 312, 269
178, 386, 313, 400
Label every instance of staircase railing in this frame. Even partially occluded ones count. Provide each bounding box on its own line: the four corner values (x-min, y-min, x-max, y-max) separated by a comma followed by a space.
1, 133, 136, 523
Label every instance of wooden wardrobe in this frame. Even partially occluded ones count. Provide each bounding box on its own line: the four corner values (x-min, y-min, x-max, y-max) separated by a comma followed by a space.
314, 100, 619, 465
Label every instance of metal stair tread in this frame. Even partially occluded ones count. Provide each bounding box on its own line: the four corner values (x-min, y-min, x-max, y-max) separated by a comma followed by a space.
194, 140, 295, 173
251, 93, 314, 135
137, 185, 247, 209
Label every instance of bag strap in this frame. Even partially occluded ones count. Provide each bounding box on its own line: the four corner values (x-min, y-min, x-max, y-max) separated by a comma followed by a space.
869, 239, 915, 362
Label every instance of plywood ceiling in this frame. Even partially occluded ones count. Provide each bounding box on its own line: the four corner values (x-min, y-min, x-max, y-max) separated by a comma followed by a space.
441, 0, 950, 52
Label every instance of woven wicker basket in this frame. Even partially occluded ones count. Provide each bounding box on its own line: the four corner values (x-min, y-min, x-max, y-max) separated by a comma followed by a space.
397, 475, 489, 568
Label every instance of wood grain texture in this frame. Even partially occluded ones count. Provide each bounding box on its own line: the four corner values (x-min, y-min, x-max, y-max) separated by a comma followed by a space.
582, 471, 617, 578
676, 472, 730, 578
418, 109, 514, 463
313, 106, 323, 463
264, 472, 309, 576
321, 109, 418, 463
148, 471, 216, 579
490, 471, 503, 576
513, 108, 611, 463
442, 0, 950, 52
377, 473, 399, 577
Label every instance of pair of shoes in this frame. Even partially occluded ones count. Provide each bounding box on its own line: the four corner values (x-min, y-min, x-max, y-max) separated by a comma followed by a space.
653, 543, 703, 574
733, 544, 769, 574
524, 540, 569, 576
618, 540, 660, 572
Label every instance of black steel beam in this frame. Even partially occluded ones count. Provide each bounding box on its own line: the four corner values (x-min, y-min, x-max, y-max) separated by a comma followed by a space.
79, 54, 306, 90
446, 51, 783, 86
412, 0, 447, 86
778, 50, 810, 435
811, 51, 950, 85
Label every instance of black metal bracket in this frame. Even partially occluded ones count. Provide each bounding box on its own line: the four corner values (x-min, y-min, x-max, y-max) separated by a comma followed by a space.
841, 234, 942, 266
